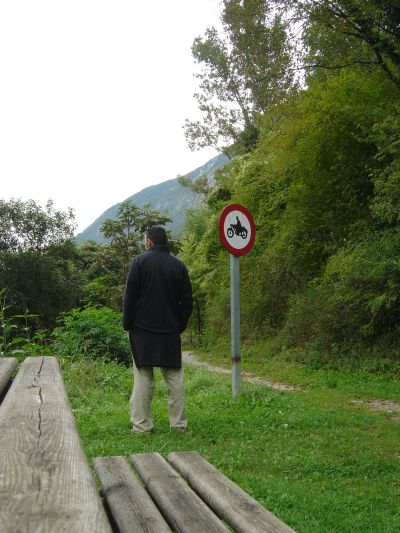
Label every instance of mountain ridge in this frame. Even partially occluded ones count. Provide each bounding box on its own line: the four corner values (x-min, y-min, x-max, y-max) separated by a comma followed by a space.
75, 153, 229, 243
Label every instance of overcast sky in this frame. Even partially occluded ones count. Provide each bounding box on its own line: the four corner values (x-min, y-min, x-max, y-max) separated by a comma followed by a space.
0, 1, 221, 233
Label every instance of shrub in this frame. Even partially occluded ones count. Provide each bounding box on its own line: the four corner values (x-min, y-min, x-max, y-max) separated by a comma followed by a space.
0, 288, 52, 359
53, 306, 131, 365
281, 229, 400, 370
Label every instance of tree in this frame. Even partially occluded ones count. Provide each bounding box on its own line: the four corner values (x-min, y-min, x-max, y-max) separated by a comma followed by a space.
287, 0, 400, 88
177, 174, 211, 197
0, 199, 79, 327
100, 200, 173, 270
184, 0, 296, 156
0, 247, 82, 328
74, 240, 124, 309
89, 201, 175, 308
0, 198, 75, 253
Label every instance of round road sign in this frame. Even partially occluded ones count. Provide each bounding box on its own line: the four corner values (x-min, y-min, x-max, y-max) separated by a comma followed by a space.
219, 204, 256, 256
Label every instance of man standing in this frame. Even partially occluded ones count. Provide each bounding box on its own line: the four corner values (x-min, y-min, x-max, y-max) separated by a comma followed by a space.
123, 226, 193, 433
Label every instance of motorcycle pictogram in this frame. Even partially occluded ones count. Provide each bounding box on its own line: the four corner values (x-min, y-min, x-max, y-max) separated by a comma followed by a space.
226, 217, 248, 240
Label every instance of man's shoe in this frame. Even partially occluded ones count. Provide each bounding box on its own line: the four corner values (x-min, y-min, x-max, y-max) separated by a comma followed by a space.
131, 427, 153, 434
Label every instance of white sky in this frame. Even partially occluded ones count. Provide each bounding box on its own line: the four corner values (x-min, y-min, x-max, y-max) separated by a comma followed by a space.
0, 1, 221, 233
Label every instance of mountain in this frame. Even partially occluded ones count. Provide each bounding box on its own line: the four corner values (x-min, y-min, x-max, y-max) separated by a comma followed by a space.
75, 153, 229, 244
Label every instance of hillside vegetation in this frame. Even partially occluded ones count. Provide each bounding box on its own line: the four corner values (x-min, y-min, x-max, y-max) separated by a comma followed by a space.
180, 0, 400, 372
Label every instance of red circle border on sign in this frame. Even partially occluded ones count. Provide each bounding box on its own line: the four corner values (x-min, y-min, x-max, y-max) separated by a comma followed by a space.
219, 203, 256, 257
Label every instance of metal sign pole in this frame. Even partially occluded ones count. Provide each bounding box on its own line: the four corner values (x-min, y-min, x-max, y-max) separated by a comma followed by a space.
230, 253, 241, 396
220, 203, 255, 397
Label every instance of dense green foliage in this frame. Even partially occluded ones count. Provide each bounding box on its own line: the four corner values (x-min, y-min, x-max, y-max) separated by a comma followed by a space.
0, 289, 51, 358
0, 196, 171, 319
0, 200, 81, 327
0, 198, 75, 253
289, 0, 400, 88
181, 0, 400, 371
53, 307, 131, 365
0, 198, 170, 359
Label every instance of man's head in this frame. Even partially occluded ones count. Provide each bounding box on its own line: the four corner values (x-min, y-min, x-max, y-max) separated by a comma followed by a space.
145, 226, 168, 249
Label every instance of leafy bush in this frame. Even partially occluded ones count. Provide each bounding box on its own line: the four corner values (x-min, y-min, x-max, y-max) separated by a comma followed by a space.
281, 229, 400, 370
0, 288, 52, 359
53, 306, 131, 365
0, 249, 82, 328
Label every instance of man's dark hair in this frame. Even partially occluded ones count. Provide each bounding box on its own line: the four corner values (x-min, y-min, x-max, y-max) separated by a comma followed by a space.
146, 225, 168, 245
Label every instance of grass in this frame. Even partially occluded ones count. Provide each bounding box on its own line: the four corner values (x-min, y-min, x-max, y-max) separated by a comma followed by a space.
189, 340, 400, 401
61, 355, 400, 533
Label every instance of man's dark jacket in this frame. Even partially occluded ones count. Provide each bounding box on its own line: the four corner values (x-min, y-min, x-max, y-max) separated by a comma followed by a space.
122, 245, 193, 334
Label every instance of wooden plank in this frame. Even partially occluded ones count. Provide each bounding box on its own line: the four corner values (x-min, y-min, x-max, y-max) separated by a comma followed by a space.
0, 357, 18, 400
168, 451, 296, 533
93, 456, 171, 533
131, 452, 229, 533
0, 356, 112, 533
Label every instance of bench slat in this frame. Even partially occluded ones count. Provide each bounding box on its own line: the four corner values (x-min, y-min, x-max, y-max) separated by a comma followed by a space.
0, 356, 111, 533
94, 455, 171, 533
131, 452, 229, 533
168, 451, 295, 533
0, 357, 18, 400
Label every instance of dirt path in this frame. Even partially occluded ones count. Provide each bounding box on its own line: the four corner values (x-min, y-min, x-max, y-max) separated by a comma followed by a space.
183, 351, 400, 419
350, 399, 400, 420
183, 351, 299, 392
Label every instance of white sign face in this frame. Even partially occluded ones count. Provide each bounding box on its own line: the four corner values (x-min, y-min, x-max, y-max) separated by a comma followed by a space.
223, 209, 252, 251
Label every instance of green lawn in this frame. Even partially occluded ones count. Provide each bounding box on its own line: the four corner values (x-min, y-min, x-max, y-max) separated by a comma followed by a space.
61, 356, 400, 533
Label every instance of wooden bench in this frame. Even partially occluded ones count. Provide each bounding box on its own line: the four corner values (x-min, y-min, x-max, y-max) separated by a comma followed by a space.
0, 356, 18, 403
0, 356, 112, 532
94, 452, 295, 533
